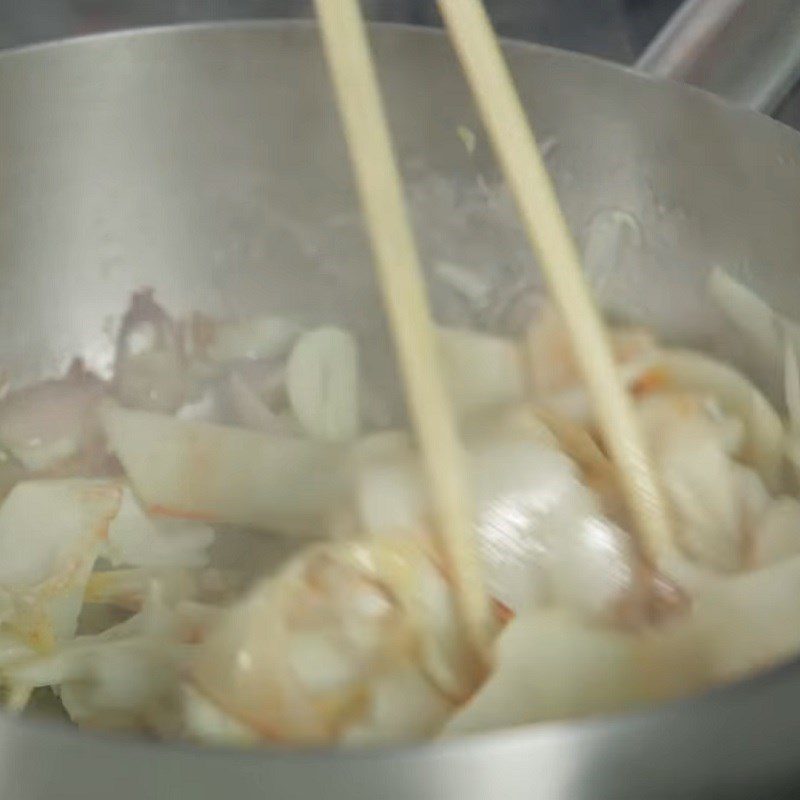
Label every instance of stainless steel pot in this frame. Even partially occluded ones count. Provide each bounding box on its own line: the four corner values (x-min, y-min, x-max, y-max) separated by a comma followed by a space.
637, 0, 800, 113
2, 21, 800, 800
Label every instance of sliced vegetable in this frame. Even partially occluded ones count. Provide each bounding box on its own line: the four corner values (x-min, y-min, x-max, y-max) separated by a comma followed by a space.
286, 327, 360, 442
105, 487, 215, 569
6, 276, 800, 745
188, 539, 473, 745
641, 349, 785, 491
0, 479, 123, 647
355, 426, 643, 621
0, 362, 105, 472
5, 586, 196, 734
201, 315, 302, 363
437, 327, 525, 413
114, 289, 187, 414
533, 407, 623, 519
782, 342, 800, 488
525, 303, 657, 395
443, 609, 707, 736
749, 496, 800, 567
84, 567, 203, 611
341, 665, 455, 746
182, 683, 260, 746
470, 438, 594, 612
102, 403, 347, 533
673, 552, 800, 681
709, 267, 800, 365
638, 395, 743, 572
784, 338, 800, 433
549, 516, 641, 623
227, 372, 300, 436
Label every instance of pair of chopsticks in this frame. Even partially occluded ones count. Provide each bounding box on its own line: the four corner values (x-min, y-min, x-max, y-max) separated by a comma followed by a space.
314, 0, 673, 663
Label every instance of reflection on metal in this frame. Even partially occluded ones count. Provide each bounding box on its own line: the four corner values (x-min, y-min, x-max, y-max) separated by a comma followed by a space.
637, 0, 800, 113
3, 18, 800, 800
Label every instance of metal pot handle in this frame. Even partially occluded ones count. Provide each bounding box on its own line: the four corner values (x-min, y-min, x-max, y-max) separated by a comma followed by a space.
635, 0, 800, 114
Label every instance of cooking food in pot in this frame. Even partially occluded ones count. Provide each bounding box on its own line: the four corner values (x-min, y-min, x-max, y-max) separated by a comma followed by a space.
0, 268, 797, 746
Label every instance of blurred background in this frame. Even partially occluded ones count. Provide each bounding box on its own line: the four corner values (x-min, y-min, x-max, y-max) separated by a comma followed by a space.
0, 0, 679, 58
0, 0, 799, 127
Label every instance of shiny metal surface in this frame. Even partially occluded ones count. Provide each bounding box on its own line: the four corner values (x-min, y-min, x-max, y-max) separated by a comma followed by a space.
0, 0, 644, 62
2, 21, 800, 799
637, 0, 800, 113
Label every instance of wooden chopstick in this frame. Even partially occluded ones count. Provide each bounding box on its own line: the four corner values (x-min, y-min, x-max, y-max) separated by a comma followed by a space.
314, 0, 492, 659
437, 0, 673, 563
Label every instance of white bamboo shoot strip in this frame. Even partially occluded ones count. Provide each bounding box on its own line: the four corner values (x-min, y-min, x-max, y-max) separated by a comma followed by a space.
437, 0, 673, 562
314, 0, 492, 657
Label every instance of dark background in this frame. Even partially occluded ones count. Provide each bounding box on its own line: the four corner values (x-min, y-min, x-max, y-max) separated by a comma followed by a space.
1, 0, 799, 127
0, 0, 686, 59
